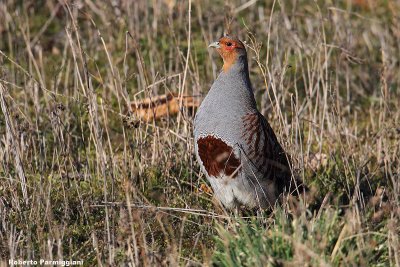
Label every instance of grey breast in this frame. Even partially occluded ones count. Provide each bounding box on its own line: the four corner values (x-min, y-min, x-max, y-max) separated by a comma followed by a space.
194, 65, 257, 145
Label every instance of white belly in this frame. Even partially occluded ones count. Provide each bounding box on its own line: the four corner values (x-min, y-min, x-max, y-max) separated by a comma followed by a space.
207, 173, 277, 209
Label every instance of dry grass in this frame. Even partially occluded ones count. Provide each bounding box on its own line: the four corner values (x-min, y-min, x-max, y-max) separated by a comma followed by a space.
0, 0, 399, 266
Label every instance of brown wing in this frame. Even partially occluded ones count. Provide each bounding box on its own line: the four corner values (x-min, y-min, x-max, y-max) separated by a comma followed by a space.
242, 112, 292, 193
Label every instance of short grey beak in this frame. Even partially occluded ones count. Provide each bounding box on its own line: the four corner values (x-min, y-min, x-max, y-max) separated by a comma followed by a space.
208, 41, 220, 49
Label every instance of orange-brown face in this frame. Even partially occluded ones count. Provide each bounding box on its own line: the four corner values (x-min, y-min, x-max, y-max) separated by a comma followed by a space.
209, 36, 246, 72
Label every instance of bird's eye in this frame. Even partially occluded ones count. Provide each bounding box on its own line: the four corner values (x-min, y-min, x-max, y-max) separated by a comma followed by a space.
226, 42, 233, 47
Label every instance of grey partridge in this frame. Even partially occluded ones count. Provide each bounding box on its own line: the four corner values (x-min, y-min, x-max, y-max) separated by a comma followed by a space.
194, 35, 295, 210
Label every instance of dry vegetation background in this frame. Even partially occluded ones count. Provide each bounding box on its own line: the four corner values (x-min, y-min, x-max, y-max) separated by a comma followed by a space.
0, 0, 399, 266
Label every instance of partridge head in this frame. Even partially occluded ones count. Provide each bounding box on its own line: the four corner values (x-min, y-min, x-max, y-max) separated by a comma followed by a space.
209, 36, 247, 72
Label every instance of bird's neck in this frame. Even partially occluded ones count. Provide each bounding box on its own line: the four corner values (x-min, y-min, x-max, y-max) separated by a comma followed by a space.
222, 55, 250, 81
223, 54, 248, 72
215, 55, 256, 109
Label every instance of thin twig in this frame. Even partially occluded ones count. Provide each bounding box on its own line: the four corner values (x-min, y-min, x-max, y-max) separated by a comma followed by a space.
90, 202, 233, 219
